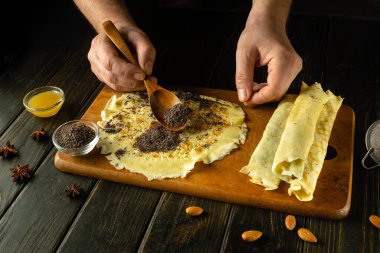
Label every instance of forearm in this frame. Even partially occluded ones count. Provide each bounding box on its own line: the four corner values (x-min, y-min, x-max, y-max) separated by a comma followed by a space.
73, 0, 135, 33
247, 0, 292, 29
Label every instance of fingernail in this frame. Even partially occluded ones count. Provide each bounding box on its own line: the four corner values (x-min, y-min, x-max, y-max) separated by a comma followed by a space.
144, 61, 153, 75
238, 89, 247, 102
134, 72, 145, 81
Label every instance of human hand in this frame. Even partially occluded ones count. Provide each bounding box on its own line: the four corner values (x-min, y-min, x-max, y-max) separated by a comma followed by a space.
88, 24, 156, 91
235, 16, 302, 106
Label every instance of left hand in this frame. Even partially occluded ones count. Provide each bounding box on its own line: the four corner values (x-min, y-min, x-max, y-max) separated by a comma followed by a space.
235, 17, 302, 106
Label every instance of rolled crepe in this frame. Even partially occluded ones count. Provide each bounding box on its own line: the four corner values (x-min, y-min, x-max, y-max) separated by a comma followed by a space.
272, 83, 329, 183
288, 91, 343, 201
240, 95, 296, 190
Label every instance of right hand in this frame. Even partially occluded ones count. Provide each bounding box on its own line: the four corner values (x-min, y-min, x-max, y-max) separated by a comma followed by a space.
88, 24, 156, 91
235, 18, 302, 106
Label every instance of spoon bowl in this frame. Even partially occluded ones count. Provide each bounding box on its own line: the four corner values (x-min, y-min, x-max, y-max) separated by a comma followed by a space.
144, 79, 186, 131
102, 20, 187, 131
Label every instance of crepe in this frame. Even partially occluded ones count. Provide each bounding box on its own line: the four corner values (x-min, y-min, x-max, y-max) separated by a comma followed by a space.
240, 95, 296, 190
97, 91, 247, 180
272, 83, 329, 182
240, 82, 342, 201
288, 91, 343, 201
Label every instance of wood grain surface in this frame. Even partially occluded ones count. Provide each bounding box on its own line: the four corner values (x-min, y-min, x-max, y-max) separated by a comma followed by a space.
55, 85, 355, 220
0, 2, 379, 252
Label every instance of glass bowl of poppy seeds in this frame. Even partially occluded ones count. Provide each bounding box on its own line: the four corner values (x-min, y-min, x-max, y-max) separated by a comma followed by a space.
52, 119, 99, 156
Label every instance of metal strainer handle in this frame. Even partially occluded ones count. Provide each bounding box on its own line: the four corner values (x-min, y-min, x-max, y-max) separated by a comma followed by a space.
362, 147, 380, 170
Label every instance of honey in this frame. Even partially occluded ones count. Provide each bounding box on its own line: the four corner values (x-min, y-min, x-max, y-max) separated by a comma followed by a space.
27, 91, 63, 117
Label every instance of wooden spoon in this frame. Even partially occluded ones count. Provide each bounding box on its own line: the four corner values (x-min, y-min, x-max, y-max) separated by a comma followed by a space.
102, 20, 186, 131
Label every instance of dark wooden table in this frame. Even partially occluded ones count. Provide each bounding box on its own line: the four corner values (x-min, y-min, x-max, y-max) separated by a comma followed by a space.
0, 1, 379, 252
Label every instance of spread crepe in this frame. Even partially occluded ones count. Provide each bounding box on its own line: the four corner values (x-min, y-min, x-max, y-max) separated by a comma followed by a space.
97, 91, 247, 180
241, 82, 342, 201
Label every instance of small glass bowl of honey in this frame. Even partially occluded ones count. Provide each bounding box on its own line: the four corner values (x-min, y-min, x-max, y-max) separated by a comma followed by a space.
23, 86, 65, 117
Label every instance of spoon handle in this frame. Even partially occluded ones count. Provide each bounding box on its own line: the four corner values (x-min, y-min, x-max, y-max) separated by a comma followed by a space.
103, 20, 160, 96
144, 79, 163, 97
102, 20, 138, 66
102, 21, 185, 132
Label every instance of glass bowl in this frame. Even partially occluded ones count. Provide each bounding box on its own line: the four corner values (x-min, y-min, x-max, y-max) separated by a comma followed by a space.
23, 86, 65, 117
52, 119, 99, 156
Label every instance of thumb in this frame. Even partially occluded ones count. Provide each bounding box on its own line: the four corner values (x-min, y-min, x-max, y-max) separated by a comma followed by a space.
235, 46, 258, 102
128, 30, 156, 75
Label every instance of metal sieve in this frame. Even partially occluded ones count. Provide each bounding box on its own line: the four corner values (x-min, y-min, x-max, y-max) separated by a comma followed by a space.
362, 120, 380, 170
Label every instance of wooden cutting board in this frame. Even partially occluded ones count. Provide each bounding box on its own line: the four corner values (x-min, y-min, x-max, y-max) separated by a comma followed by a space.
55, 86, 355, 220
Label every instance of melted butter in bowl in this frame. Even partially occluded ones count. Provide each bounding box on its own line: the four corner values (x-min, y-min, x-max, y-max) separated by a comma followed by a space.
23, 86, 65, 117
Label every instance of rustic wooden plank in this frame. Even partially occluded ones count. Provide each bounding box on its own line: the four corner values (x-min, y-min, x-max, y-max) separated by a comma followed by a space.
0, 151, 96, 253
220, 206, 304, 252
0, 38, 100, 219
218, 15, 330, 252
55, 8, 235, 253
56, 84, 354, 220
138, 193, 231, 253
300, 18, 380, 253
0, 76, 103, 253
0, 2, 377, 252
0, 1, 63, 73
0, 1, 92, 135
56, 181, 162, 252
0, 64, 104, 253
117, 9, 247, 253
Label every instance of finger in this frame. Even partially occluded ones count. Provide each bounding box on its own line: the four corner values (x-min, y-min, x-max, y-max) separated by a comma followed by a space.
253, 82, 267, 92
235, 44, 259, 102
111, 60, 145, 81
128, 31, 156, 75
243, 83, 267, 107
147, 75, 158, 83
96, 36, 145, 81
249, 58, 290, 105
91, 55, 145, 91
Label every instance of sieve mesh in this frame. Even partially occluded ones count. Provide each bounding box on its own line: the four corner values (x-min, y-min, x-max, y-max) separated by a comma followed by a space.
368, 121, 380, 157
366, 120, 380, 164
369, 121, 380, 148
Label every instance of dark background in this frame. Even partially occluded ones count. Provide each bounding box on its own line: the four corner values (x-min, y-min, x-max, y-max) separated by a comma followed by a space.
0, 1, 379, 252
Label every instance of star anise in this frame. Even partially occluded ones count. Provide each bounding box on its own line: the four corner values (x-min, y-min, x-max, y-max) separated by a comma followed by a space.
0, 140, 18, 158
30, 128, 47, 141
65, 184, 82, 198
10, 164, 32, 182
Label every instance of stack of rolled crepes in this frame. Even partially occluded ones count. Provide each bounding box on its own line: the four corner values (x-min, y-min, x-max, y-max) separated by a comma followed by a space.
240, 82, 343, 201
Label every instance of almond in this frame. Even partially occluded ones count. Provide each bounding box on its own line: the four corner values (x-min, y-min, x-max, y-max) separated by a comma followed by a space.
297, 228, 317, 243
241, 230, 263, 242
285, 215, 296, 230
185, 206, 204, 216
369, 215, 380, 229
